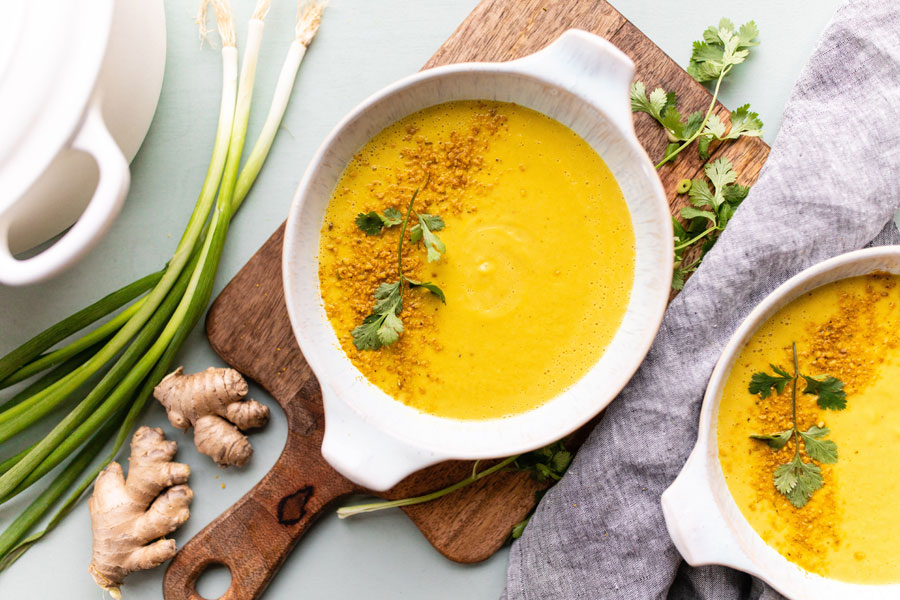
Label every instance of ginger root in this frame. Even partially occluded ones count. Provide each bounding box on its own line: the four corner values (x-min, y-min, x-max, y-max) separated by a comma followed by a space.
89, 427, 192, 598
154, 366, 269, 467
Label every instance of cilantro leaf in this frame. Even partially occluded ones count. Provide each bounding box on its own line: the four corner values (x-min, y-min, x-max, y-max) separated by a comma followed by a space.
660, 106, 686, 140
630, 82, 668, 120
683, 111, 705, 139
723, 183, 750, 205
355, 207, 403, 236
411, 214, 446, 262
799, 426, 838, 464
407, 279, 447, 304
689, 177, 716, 209
511, 518, 530, 539
382, 207, 403, 226
680, 206, 716, 223
802, 375, 847, 410
352, 281, 404, 351
748, 364, 793, 398
355, 211, 387, 236
724, 104, 763, 139
377, 311, 404, 346
672, 268, 687, 291
372, 281, 402, 314
775, 455, 823, 508
688, 19, 759, 83
515, 441, 572, 483
750, 429, 793, 450
706, 157, 738, 202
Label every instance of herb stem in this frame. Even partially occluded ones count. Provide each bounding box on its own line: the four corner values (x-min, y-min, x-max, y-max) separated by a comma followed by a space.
655, 64, 732, 169
397, 188, 419, 283
673, 226, 716, 251
337, 455, 519, 519
791, 341, 800, 458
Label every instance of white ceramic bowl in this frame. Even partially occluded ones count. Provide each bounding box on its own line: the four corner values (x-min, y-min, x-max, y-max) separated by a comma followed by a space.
662, 246, 900, 600
0, 0, 165, 285
283, 30, 672, 491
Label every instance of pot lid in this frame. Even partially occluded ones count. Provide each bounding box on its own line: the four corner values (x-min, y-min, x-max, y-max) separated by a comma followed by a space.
0, 0, 114, 206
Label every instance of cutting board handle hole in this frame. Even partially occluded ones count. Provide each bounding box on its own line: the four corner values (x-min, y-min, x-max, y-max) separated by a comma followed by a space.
194, 561, 232, 600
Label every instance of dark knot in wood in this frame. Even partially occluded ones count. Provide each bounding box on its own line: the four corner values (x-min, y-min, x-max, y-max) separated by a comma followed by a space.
277, 486, 314, 525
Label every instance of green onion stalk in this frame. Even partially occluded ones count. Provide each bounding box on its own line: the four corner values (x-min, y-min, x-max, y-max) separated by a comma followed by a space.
0, 0, 325, 568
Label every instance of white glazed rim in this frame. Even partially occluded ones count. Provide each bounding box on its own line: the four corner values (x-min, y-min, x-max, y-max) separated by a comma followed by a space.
283, 33, 672, 460
686, 246, 900, 598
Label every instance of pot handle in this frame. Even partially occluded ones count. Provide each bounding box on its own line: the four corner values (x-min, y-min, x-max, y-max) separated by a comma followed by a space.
508, 29, 636, 137
0, 92, 130, 285
320, 384, 448, 491
661, 448, 758, 574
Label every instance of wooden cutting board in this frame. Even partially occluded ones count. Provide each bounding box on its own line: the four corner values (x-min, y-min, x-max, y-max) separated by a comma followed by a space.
163, 1, 770, 598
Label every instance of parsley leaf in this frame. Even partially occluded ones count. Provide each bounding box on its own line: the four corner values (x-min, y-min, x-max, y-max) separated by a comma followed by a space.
750, 429, 793, 450
355, 207, 404, 236
749, 364, 793, 398
802, 375, 847, 410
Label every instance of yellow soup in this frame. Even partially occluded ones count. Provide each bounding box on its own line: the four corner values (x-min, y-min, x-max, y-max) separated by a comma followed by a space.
318, 100, 634, 420
718, 273, 900, 583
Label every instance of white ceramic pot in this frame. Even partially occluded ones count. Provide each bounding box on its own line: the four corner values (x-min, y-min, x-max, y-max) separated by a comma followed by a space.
0, 0, 166, 286
283, 30, 672, 491
662, 246, 900, 599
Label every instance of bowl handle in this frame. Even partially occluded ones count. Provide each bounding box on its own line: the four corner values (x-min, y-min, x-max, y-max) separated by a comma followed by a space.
661, 448, 758, 574
320, 384, 449, 491
0, 92, 129, 286
508, 29, 636, 137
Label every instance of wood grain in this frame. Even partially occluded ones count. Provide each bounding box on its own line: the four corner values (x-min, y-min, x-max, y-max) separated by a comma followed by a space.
164, 1, 769, 598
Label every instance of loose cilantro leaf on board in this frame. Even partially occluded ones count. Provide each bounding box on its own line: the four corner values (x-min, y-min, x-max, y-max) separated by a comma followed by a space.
632, 19, 762, 168
672, 157, 751, 290
355, 207, 404, 236
511, 517, 530, 539
749, 343, 847, 508
688, 18, 759, 83
802, 375, 847, 410
515, 441, 573, 483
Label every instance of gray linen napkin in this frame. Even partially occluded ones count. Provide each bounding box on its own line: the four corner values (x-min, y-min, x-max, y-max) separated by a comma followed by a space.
504, 0, 900, 598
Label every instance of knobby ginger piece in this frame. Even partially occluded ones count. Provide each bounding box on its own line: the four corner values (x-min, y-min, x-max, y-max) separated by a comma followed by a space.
89, 427, 192, 598
154, 366, 270, 467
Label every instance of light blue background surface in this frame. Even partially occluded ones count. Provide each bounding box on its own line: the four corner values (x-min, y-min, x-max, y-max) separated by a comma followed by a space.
0, 1, 843, 598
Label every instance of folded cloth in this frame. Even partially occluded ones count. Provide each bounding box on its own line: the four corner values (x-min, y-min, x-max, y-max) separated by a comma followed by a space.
504, 0, 900, 598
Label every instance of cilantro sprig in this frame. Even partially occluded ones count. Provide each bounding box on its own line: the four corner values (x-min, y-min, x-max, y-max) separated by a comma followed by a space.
748, 343, 847, 508
351, 187, 447, 351
672, 157, 749, 289
336, 437, 574, 542
630, 18, 762, 167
